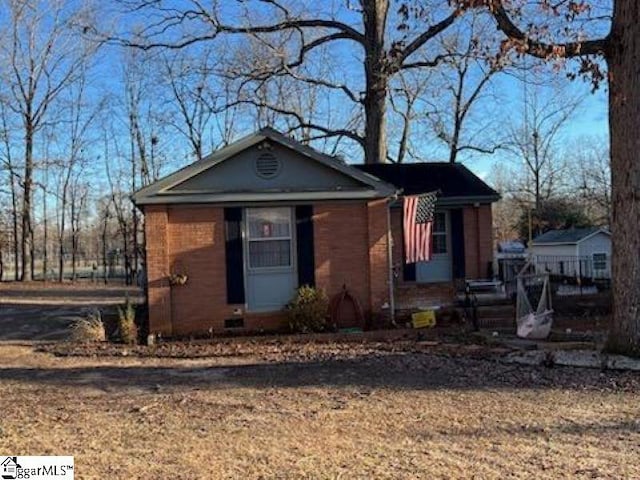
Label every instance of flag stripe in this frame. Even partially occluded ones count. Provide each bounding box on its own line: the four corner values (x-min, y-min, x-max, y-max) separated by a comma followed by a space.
403, 192, 437, 265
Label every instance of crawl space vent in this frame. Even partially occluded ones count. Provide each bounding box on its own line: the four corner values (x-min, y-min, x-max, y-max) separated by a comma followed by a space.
224, 317, 244, 329
255, 153, 281, 179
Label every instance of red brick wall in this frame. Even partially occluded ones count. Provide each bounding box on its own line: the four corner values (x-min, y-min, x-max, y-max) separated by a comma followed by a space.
367, 199, 391, 312
314, 203, 370, 315
388, 204, 494, 307
166, 206, 228, 335
463, 204, 493, 279
144, 201, 391, 336
144, 206, 172, 335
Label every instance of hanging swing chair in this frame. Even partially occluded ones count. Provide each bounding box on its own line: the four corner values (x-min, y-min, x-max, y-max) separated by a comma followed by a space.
516, 271, 554, 339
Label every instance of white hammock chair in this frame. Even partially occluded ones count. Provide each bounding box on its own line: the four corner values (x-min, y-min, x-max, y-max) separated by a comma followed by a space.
516, 272, 553, 339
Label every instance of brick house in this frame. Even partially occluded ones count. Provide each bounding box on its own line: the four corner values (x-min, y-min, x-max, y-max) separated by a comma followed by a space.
134, 128, 499, 336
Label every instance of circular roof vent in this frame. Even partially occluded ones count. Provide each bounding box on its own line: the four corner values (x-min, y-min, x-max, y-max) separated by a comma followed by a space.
255, 153, 281, 179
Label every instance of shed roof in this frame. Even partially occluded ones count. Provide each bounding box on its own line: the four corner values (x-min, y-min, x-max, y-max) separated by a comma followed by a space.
532, 227, 611, 245
355, 163, 500, 203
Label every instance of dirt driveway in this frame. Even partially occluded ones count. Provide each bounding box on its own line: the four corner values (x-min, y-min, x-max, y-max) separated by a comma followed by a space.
0, 282, 142, 341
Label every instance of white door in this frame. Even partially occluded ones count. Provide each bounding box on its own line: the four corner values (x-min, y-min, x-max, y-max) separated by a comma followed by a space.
244, 207, 298, 312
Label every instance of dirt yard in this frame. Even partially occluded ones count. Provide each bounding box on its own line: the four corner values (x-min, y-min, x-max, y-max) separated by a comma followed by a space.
0, 282, 142, 341
0, 284, 639, 479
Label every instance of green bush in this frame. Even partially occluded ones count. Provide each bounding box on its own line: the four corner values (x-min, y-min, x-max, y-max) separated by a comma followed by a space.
117, 296, 138, 345
287, 285, 329, 333
70, 310, 106, 343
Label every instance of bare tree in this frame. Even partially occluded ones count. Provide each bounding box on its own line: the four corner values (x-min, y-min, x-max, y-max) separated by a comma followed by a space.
428, 13, 504, 163
571, 136, 611, 225
505, 80, 583, 211
458, 0, 640, 353
110, 0, 471, 164
0, 102, 21, 280
68, 173, 88, 280
0, 0, 97, 281
388, 69, 433, 162
159, 48, 220, 161
51, 66, 103, 282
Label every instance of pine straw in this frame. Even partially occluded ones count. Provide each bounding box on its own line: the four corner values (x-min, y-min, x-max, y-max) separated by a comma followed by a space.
1, 342, 639, 479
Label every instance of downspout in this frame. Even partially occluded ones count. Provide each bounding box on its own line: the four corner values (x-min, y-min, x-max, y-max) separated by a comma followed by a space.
475, 203, 482, 278
387, 192, 400, 325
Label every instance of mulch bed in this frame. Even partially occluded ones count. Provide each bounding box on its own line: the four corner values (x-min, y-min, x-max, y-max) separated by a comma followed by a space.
37, 332, 513, 363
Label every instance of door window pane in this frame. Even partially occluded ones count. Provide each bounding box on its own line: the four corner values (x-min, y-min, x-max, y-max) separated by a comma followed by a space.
249, 240, 291, 268
246, 207, 292, 269
247, 208, 291, 239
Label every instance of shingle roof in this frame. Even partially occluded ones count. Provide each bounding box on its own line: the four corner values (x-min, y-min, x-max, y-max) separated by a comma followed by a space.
354, 163, 499, 199
532, 227, 610, 244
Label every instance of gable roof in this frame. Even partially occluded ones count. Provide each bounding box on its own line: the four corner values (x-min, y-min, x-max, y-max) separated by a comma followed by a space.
355, 163, 500, 204
133, 128, 397, 205
532, 227, 611, 245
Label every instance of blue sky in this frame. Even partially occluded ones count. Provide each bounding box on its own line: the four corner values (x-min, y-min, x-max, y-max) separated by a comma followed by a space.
81, 0, 614, 191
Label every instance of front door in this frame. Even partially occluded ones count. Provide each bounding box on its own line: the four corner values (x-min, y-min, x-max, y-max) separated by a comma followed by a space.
245, 207, 298, 312
416, 211, 452, 283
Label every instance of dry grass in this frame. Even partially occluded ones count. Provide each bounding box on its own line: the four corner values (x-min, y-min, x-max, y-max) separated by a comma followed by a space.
0, 341, 639, 479
69, 313, 107, 343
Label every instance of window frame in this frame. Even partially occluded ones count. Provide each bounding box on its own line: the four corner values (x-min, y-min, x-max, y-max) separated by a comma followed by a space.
592, 252, 607, 271
431, 210, 448, 256
245, 207, 294, 271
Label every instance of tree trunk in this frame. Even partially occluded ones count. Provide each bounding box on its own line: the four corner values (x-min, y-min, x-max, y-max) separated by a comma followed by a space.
362, 0, 389, 164
10, 172, 20, 281
606, 0, 640, 356
102, 214, 108, 284
42, 188, 48, 282
448, 118, 461, 164
21, 124, 34, 281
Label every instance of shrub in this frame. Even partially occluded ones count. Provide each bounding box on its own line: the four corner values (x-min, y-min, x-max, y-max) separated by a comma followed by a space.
287, 286, 329, 333
70, 310, 106, 343
117, 296, 138, 345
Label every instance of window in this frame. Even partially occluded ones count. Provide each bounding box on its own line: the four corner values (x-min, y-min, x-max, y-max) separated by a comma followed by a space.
593, 253, 607, 270
246, 207, 292, 269
432, 211, 447, 254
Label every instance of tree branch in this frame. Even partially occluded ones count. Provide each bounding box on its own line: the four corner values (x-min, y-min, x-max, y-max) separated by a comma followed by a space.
391, 11, 460, 71
485, 1, 609, 58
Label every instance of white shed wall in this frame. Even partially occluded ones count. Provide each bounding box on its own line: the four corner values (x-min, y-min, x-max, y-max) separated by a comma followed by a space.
578, 232, 612, 278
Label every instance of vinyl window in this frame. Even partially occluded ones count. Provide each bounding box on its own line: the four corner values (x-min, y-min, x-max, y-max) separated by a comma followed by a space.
432, 211, 447, 255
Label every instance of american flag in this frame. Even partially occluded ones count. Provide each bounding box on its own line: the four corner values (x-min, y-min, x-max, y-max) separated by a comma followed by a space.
403, 191, 438, 264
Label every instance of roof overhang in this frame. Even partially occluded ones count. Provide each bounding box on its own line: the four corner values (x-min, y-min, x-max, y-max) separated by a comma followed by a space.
135, 189, 396, 206
389, 194, 500, 208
